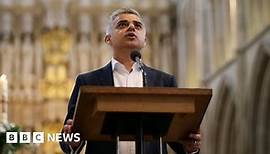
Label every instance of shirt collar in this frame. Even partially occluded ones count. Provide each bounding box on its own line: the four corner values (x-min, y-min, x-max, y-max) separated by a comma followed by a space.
111, 57, 141, 73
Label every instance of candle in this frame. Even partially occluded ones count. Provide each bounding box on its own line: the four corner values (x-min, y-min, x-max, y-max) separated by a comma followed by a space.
0, 74, 8, 122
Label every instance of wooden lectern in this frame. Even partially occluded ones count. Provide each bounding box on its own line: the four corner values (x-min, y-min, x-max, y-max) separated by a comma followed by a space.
73, 86, 212, 154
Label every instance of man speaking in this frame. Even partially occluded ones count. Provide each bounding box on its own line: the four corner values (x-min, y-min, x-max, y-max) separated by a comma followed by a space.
60, 8, 201, 154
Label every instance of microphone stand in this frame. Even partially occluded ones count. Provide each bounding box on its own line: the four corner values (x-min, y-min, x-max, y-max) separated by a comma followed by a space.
134, 56, 148, 154
134, 57, 148, 87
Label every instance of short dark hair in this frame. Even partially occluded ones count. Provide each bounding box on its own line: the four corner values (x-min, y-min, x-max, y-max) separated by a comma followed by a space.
106, 8, 144, 35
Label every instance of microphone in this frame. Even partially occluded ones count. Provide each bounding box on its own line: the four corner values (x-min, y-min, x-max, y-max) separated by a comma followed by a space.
130, 50, 148, 87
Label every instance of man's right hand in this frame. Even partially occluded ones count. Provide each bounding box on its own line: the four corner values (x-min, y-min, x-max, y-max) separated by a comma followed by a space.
63, 119, 81, 149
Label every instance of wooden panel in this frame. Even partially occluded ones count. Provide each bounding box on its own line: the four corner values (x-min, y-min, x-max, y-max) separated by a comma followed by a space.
96, 95, 195, 113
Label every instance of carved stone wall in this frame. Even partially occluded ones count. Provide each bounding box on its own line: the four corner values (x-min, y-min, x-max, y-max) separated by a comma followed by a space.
176, 0, 270, 154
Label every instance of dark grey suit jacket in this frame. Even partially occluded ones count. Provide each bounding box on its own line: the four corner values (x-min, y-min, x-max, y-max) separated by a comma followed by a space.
60, 62, 186, 154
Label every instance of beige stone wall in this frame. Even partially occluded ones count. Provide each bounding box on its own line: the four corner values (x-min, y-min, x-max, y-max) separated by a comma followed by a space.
201, 30, 270, 154
176, 0, 270, 153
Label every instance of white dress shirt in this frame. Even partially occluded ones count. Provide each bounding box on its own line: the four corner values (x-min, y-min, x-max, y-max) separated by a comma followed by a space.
112, 58, 143, 154
111, 58, 143, 88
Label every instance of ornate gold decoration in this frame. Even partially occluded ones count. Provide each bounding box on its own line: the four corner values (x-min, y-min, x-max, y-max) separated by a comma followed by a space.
40, 28, 73, 100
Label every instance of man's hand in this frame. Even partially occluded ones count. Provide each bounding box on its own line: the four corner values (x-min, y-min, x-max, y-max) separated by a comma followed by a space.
182, 130, 201, 154
63, 119, 81, 149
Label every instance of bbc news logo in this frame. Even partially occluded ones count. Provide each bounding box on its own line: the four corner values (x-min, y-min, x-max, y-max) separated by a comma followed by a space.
6, 132, 80, 143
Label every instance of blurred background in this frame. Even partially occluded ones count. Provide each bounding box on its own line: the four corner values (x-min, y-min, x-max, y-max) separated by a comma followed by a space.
0, 0, 269, 153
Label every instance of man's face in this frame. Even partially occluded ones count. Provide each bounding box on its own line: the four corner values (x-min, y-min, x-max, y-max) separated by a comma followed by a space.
106, 13, 146, 51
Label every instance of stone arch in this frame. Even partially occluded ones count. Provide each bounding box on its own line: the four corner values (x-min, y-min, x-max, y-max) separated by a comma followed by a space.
256, 58, 270, 154
217, 94, 236, 154
254, 42, 270, 154
248, 41, 270, 153
213, 78, 236, 154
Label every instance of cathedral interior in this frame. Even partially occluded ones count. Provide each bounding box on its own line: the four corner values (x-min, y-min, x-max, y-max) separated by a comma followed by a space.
0, 0, 270, 153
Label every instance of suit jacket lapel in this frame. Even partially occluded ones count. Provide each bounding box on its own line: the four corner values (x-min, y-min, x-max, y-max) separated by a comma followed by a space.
143, 65, 155, 87
100, 62, 114, 86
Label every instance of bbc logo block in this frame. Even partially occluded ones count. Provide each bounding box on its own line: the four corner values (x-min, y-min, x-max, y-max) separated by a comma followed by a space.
6, 132, 18, 143
6, 132, 45, 143
20, 132, 31, 143
33, 132, 44, 143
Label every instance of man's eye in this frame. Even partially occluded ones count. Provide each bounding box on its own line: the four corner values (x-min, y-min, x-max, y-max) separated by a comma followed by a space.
135, 24, 142, 29
117, 23, 128, 28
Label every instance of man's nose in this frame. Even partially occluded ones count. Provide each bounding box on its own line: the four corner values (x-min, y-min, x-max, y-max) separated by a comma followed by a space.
127, 23, 135, 31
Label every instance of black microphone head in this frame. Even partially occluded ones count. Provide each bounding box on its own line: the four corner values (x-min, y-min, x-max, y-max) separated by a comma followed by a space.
130, 50, 141, 62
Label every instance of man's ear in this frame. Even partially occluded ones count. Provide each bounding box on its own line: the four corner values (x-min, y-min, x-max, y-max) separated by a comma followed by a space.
104, 34, 111, 45
144, 35, 147, 46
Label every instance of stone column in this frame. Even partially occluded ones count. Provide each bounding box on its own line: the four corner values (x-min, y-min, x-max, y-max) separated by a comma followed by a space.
77, 33, 91, 73
159, 14, 173, 74
21, 33, 35, 101
0, 34, 14, 81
